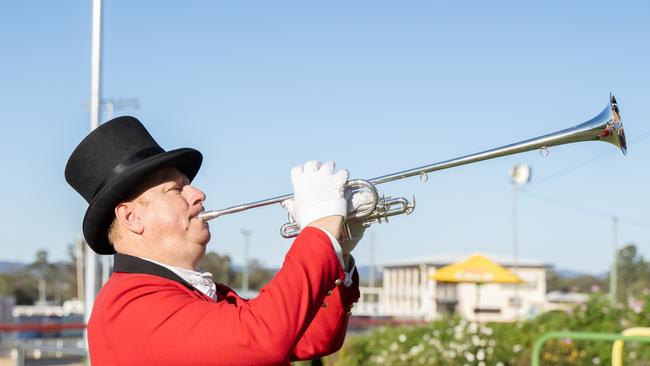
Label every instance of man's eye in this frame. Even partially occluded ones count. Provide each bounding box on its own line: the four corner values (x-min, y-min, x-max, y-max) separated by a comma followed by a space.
172, 186, 183, 192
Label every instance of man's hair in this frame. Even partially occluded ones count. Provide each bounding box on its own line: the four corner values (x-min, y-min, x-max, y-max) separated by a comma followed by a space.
106, 188, 151, 247
107, 217, 120, 245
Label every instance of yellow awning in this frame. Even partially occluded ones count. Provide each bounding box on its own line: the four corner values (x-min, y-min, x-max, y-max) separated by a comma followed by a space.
431, 254, 524, 284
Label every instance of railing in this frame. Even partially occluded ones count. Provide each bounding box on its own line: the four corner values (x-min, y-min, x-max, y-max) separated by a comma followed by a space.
13, 340, 86, 366
611, 327, 650, 366
353, 287, 384, 316
531, 331, 650, 366
0, 322, 87, 366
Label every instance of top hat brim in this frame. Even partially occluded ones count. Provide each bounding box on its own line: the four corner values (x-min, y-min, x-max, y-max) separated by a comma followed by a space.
82, 148, 203, 254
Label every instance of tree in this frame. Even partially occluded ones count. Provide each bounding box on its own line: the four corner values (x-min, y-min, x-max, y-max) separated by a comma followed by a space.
616, 243, 649, 303
546, 268, 606, 294
196, 251, 234, 284
232, 259, 275, 290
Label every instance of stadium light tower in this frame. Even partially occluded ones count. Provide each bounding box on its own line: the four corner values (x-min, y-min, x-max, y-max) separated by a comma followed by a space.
509, 163, 531, 316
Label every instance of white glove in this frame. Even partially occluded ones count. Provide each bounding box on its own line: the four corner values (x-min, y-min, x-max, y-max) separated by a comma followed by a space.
281, 160, 348, 228
346, 189, 375, 216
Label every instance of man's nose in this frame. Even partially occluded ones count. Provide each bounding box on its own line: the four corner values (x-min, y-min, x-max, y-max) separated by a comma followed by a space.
185, 185, 206, 206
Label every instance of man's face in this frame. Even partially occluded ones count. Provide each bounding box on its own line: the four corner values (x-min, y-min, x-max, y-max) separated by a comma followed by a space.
135, 167, 211, 256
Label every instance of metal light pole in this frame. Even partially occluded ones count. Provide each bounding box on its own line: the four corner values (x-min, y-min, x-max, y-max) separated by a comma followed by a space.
610, 216, 619, 302
85, 0, 103, 363
509, 164, 531, 317
241, 229, 252, 292
99, 98, 139, 286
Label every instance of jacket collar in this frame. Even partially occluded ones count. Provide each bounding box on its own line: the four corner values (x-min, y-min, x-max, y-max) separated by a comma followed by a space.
113, 253, 195, 291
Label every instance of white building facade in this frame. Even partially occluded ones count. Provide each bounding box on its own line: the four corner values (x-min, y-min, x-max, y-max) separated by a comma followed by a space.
354, 253, 547, 322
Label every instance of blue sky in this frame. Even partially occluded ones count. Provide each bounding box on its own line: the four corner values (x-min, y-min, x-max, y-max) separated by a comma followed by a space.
1, 1, 648, 273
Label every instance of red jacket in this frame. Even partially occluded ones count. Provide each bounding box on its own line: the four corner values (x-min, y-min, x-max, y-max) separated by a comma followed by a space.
88, 227, 360, 365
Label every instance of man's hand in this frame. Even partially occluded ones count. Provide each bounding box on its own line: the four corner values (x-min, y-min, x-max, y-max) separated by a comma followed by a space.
282, 160, 348, 238
340, 190, 374, 254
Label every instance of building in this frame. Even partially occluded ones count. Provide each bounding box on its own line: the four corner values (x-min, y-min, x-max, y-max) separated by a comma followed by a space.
353, 253, 547, 322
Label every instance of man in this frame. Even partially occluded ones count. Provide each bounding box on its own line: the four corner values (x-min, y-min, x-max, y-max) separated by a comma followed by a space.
65, 116, 366, 365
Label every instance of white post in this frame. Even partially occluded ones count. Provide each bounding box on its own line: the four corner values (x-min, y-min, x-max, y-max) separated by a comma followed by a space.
101, 256, 112, 285
241, 229, 252, 292
610, 216, 619, 301
76, 239, 85, 303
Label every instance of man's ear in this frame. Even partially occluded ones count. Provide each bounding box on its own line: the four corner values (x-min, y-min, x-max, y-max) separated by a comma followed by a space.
115, 201, 144, 235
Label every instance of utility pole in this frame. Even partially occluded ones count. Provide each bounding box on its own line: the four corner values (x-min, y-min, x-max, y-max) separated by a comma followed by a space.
368, 231, 376, 287
610, 216, 619, 302
241, 229, 252, 293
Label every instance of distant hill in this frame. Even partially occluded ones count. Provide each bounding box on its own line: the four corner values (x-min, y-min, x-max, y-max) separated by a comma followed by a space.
0, 261, 26, 273
555, 268, 608, 280
555, 269, 589, 279
356, 265, 383, 284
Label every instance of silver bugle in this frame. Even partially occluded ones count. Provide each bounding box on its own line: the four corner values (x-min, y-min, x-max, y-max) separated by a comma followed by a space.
199, 94, 626, 224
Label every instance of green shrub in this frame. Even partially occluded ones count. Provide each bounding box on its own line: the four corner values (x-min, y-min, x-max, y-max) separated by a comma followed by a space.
320, 293, 650, 366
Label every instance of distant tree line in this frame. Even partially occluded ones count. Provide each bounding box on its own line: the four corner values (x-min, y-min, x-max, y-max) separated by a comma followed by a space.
196, 251, 275, 291
0, 245, 276, 305
615, 243, 650, 303
2, 243, 647, 306
546, 242, 649, 303
0, 248, 77, 305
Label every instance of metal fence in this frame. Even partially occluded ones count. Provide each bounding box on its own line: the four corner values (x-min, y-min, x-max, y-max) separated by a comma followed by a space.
0, 322, 86, 366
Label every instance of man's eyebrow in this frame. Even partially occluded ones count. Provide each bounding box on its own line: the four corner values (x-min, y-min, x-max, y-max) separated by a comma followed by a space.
161, 169, 189, 185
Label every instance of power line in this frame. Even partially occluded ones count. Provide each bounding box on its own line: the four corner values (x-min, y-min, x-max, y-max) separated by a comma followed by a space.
520, 189, 650, 230
535, 128, 650, 185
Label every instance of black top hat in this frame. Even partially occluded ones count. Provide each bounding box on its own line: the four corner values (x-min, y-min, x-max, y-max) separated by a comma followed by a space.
65, 116, 203, 254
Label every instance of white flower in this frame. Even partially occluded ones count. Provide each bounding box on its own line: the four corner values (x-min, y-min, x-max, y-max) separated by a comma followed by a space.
408, 344, 424, 356
399, 334, 407, 343
592, 356, 601, 364
513, 344, 522, 353
390, 342, 398, 351
464, 351, 475, 362
472, 335, 481, 346
476, 348, 485, 360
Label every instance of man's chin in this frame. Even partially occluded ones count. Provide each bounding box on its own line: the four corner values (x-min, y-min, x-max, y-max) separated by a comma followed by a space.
196, 231, 211, 247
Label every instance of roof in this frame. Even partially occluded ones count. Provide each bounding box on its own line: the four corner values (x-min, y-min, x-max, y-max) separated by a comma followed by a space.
380, 252, 547, 269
